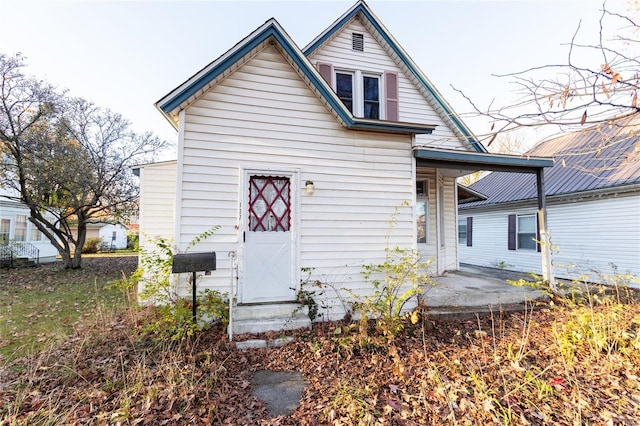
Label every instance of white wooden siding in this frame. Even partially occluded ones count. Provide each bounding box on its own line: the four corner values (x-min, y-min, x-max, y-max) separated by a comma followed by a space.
443, 176, 459, 271
138, 161, 177, 249
307, 16, 466, 151
177, 43, 419, 319
459, 194, 640, 285
0, 200, 59, 262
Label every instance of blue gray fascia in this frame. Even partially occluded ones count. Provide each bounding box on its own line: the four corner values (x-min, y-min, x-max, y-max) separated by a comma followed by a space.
156, 20, 435, 135
414, 148, 554, 173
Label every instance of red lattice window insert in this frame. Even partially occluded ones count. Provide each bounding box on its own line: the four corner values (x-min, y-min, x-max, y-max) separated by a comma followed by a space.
248, 176, 290, 232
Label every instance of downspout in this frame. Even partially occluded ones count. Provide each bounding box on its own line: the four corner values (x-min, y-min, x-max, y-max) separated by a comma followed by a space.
536, 168, 556, 291
228, 251, 237, 341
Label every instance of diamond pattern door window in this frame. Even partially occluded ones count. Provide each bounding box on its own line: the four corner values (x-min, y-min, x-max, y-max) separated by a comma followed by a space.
248, 176, 290, 232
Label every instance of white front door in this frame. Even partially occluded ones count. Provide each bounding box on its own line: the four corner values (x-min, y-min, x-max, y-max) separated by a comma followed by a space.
242, 173, 295, 303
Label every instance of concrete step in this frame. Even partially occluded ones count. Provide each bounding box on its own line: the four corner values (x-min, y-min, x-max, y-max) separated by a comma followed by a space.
233, 303, 306, 321
231, 303, 311, 335
0, 257, 37, 268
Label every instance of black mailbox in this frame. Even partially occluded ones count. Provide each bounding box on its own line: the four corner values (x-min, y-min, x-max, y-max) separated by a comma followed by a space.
171, 252, 216, 323
172, 252, 216, 274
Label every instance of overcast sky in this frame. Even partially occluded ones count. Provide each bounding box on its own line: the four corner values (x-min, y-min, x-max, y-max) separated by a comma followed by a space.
1, 0, 620, 153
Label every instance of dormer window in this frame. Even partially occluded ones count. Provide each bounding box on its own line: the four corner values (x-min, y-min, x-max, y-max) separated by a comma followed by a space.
316, 63, 398, 121
352, 33, 364, 52
336, 72, 354, 113
363, 75, 379, 119
334, 70, 379, 119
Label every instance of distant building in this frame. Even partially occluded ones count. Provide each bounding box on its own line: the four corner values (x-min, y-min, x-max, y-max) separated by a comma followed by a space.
459, 116, 640, 284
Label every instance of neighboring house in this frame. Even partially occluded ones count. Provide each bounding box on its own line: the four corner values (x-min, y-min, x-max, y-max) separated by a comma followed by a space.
0, 186, 59, 264
98, 223, 129, 250
459, 115, 640, 285
70, 222, 129, 250
138, 1, 553, 333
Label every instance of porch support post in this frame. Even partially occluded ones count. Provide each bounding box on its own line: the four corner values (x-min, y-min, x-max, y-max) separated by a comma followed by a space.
536, 168, 556, 290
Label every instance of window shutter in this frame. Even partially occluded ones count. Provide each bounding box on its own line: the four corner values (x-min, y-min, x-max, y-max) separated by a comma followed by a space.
466, 217, 473, 247
536, 212, 541, 252
384, 71, 399, 121
508, 214, 516, 251
317, 62, 333, 87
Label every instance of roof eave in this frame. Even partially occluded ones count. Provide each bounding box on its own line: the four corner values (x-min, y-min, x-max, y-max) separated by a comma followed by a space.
350, 119, 435, 134
414, 147, 554, 173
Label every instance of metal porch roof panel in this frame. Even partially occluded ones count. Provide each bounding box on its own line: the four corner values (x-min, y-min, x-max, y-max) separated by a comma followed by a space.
462, 115, 640, 208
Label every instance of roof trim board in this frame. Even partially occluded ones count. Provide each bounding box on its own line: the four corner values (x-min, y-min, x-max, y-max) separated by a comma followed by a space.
156, 19, 435, 135
303, 0, 486, 153
414, 148, 554, 173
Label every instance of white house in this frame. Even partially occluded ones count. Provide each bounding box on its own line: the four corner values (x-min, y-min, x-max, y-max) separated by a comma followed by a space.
459, 115, 640, 286
0, 186, 59, 264
98, 223, 129, 250
138, 1, 553, 333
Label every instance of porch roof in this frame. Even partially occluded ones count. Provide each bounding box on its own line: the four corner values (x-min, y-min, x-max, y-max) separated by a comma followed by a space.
414, 147, 554, 175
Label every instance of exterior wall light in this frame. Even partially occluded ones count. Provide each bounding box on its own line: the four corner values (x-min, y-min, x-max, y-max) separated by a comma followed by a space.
305, 180, 315, 195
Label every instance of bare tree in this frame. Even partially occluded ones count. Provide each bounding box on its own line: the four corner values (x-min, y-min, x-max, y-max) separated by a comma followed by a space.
456, 2, 639, 143
0, 53, 168, 268
459, 130, 531, 186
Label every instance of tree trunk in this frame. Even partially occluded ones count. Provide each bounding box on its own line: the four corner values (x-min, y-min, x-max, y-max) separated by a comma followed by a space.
68, 250, 83, 269
66, 223, 87, 269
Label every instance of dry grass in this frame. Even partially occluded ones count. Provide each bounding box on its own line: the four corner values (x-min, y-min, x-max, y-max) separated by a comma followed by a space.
1, 258, 639, 425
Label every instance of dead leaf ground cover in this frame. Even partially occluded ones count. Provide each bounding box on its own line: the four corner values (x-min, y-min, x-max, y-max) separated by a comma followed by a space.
1, 257, 639, 425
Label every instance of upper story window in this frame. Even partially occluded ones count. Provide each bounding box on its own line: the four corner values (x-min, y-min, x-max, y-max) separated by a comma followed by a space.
336, 72, 354, 113
363, 75, 379, 119
316, 63, 399, 121
334, 70, 380, 119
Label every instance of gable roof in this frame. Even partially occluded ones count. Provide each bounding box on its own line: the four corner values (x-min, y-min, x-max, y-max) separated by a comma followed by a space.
461, 115, 640, 208
304, 0, 486, 153
156, 16, 436, 135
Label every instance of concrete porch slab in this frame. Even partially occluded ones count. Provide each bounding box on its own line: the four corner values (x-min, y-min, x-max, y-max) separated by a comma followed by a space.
426, 264, 545, 317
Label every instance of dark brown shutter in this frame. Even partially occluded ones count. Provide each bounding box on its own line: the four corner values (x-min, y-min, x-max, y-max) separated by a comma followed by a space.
317, 62, 333, 87
466, 217, 473, 247
384, 71, 399, 121
508, 214, 516, 251
536, 212, 541, 252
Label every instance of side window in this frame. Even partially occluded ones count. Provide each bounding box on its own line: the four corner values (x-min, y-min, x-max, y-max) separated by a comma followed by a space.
517, 215, 537, 250
29, 224, 42, 241
416, 180, 428, 244
458, 219, 467, 244
15, 215, 27, 242
0, 219, 10, 243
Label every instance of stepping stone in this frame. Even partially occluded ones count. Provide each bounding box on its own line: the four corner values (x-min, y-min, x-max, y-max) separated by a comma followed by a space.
251, 370, 306, 417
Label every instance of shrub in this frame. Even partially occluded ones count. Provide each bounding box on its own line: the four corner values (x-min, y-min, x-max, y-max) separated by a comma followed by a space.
355, 246, 433, 341
127, 232, 139, 251
132, 227, 226, 340
82, 237, 102, 254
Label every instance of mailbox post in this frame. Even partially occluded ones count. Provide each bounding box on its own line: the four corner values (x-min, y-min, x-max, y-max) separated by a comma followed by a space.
171, 252, 216, 323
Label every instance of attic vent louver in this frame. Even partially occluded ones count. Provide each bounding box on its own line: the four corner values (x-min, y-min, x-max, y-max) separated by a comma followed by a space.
352, 33, 364, 52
